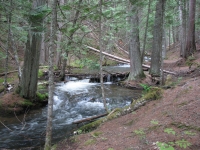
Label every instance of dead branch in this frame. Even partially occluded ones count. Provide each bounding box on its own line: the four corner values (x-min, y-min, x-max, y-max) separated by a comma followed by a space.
0, 120, 13, 131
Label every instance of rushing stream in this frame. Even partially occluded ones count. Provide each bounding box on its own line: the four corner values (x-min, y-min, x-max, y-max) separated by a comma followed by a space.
0, 77, 141, 149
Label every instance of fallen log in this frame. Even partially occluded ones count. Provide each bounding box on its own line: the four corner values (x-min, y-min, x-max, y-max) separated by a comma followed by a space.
85, 45, 176, 75
72, 113, 108, 125
0, 70, 18, 77
85, 45, 129, 63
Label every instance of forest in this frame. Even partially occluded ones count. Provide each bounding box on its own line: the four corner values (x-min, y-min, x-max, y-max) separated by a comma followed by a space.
0, 0, 200, 149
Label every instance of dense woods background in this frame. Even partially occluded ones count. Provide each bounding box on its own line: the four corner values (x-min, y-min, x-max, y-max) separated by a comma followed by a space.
0, 0, 199, 149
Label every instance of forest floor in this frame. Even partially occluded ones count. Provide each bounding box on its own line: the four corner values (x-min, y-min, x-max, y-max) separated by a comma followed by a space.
55, 46, 200, 150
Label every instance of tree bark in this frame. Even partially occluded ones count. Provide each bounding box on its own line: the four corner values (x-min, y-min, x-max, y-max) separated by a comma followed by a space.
20, 0, 46, 100
185, 0, 196, 58
4, 0, 12, 92
44, 0, 57, 149
179, 0, 187, 57
99, 0, 108, 113
150, 0, 166, 77
128, 2, 145, 81
10, 31, 22, 82
141, 0, 151, 63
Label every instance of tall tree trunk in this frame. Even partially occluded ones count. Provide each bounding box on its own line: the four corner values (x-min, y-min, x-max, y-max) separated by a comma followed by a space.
162, 27, 167, 59
141, 0, 151, 63
55, 0, 64, 69
179, 0, 187, 57
56, 32, 62, 68
150, 0, 166, 77
40, 33, 46, 65
44, 0, 57, 149
4, 0, 12, 92
10, 31, 22, 82
168, 27, 171, 50
99, 0, 108, 113
185, 0, 196, 58
172, 25, 175, 46
128, 2, 145, 81
19, 0, 45, 100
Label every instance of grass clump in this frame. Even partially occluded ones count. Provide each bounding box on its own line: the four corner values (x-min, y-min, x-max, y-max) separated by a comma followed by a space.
84, 139, 96, 146
91, 131, 103, 138
133, 128, 146, 139
70, 136, 79, 143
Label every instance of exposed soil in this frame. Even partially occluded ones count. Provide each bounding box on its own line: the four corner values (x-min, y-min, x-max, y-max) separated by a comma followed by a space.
56, 48, 200, 150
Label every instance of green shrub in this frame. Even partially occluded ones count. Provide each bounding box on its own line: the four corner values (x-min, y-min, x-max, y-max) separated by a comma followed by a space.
36, 92, 48, 101
38, 69, 44, 78
140, 84, 151, 93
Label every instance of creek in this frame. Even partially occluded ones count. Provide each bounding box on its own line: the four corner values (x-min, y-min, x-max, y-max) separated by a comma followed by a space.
0, 75, 141, 149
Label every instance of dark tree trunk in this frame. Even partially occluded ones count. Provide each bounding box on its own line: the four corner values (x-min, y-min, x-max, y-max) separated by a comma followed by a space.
4, 0, 12, 92
141, 0, 151, 63
185, 0, 196, 58
19, 0, 45, 100
128, 3, 145, 81
150, 0, 166, 77
179, 0, 187, 57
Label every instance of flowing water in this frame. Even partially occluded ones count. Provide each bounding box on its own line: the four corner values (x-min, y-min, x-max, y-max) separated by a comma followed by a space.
0, 78, 141, 149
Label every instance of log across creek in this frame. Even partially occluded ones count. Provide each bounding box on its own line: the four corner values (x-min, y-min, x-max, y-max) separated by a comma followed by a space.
85, 45, 176, 75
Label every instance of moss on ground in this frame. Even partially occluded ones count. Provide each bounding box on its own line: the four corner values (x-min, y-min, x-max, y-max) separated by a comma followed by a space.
36, 92, 48, 101
19, 99, 34, 107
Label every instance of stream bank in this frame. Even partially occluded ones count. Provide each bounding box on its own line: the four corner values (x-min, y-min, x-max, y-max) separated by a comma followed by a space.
0, 74, 142, 149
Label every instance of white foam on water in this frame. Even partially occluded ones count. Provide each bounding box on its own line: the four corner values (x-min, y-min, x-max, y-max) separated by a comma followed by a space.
104, 82, 112, 84
58, 79, 97, 94
53, 95, 62, 110
77, 101, 104, 112
117, 64, 130, 67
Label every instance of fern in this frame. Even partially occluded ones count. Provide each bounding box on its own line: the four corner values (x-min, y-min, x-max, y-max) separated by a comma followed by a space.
156, 142, 174, 150
175, 139, 191, 149
140, 84, 151, 93
164, 128, 176, 135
